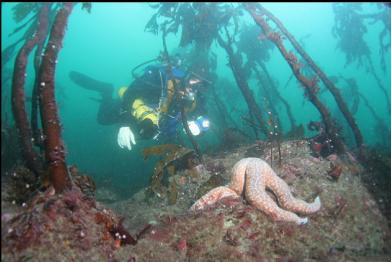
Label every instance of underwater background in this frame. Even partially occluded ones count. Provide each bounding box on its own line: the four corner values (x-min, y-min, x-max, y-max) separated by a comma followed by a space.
2, 3, 389, 200
1, 3, 391, 260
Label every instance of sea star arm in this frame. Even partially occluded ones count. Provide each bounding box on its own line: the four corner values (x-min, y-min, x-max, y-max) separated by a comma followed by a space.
191, 158, 321, 225
245, 159, 308, 225
190, 186, 239, 211
247, 189, 308, 225
228, 158, 253, 195
264, 164, 321, 215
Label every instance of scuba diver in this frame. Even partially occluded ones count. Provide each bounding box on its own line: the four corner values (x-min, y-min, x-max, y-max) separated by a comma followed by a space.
69, 55, 210, 151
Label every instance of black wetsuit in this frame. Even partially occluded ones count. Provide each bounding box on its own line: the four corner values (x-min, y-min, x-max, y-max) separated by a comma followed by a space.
69, 66, 185, 140
69, 69, 160, 127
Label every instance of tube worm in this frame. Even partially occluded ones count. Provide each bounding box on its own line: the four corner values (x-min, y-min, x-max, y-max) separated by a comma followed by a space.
38, 3, 74, 193
245, 4, 345, 154
217, 33, 269, 138
254, 4, 364, 148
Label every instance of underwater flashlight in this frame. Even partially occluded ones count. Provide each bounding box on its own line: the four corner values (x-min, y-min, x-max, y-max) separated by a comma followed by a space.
187, 116, 210, 136
188, 120, 201, 136
196, 116, 210, 131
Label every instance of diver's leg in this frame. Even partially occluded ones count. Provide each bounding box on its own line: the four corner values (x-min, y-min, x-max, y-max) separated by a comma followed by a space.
69, 71, 114, 97
69, 70, 121, 125
97, 98, 122, 125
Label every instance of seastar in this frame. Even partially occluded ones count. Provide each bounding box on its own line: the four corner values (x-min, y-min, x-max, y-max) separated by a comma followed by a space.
191, 158, 321, 225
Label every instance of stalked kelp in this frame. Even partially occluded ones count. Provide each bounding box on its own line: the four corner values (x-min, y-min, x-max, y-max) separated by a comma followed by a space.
237, 24, 293, 135
10, 3, 94, 193
9, 3, 74, 189
11, 3, 51, 177
144, 3, 369, 163
4, 4, 142, 257
146, 3, 254, 146
235, 23, 307, 165
2, 3, 390, 260
244, 3, 359, 156
9, 0, 72, 202
145, 3, 229, 99
217, 32, 270, 139
36, 3, 73, 192
332, 3, 391, 115
2, 3, 43, 68
256, 4, 365, 151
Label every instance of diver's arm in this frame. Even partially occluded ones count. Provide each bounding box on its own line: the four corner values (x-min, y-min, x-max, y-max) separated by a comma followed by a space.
117, 114, 137, 151
117, 126, 136, 150
117, 88, 138, 151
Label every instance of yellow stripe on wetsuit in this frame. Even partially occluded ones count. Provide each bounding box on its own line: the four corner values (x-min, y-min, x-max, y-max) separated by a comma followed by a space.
160, 79, 196, 113
159, 79, 176, 114
131, 99, 158, 125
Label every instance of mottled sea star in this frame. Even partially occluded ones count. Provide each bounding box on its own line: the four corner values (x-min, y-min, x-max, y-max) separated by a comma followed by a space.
191, 158, 321, 225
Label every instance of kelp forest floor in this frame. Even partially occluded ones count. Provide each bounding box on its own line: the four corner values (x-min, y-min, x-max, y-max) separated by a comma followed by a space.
2, 140, 391, 261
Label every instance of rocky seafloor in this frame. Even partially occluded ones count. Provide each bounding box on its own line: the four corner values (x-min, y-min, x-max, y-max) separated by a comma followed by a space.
2, 140, 391, 261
